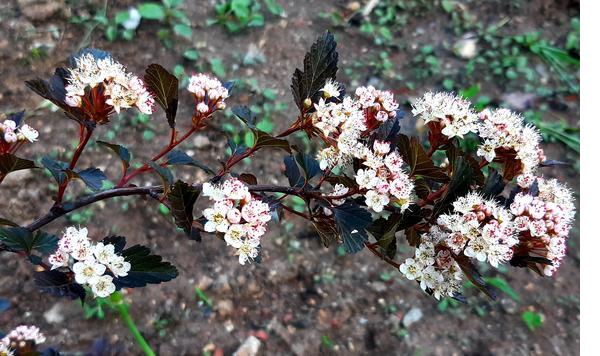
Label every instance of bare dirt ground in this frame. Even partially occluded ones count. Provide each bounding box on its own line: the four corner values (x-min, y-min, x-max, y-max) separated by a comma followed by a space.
0, 0, 579, 355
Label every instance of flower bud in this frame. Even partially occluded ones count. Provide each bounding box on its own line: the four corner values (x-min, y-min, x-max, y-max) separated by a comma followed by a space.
303, 98, 312, 109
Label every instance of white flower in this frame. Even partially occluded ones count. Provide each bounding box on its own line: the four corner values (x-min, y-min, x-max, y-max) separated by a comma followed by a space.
48, 250, 69, 270
399, 258, 422, 280
241, 199, 271, 224
224, 224, 246, 248
222, 178, 250, 201
17, 124, 39, 142
203, 202, 231, 233
355, 169, 377, 189
373, 140, 391, 155
236, 238, 260, 265
71, 239, 92, 261
327, 184, 349, 205
108, 256, 131, 277
93, 243, 116, 265
420, 266, 442, 291
365, 190, 389, 213
91, 275, 116, 298
321, 79, 341, 98
122, 7, 141, 30
73, 259, 106, 285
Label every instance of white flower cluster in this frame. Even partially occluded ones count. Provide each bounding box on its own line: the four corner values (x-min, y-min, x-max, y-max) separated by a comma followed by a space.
511, 178, 575, 276
477, 108, 546, 183
436, 193, 518, 267
65, 53, 155, 115
187, 73, 229, 114
355, 140, 414, 213
411, 92, 479, 138
1, 325, 45, 355
312, 81, 412, 214
399, 239, 463, 300
400, 193, 519, 299
0, 119, 38, 148
202, 178, 272, 265
48, 227, 130, 298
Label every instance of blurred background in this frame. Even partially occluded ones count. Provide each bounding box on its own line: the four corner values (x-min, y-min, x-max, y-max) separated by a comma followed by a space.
0, 0, 579, 354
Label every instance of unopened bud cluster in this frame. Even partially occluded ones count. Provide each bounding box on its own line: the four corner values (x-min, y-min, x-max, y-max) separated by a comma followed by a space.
0, 118, 38, 153
187, 73, 229, 114
202, 178, 272, 265
1, 325, 45, 356
48, 227, 131, 297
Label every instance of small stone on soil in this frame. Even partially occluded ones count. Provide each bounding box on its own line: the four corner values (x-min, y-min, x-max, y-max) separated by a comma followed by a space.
402, 307, 423, 327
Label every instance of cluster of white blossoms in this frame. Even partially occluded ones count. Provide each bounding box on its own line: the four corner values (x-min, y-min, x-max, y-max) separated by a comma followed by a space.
1, 325, 45, 355
64, 53, 155, 115
411, 92, 479, 138
399, 238, 463, 299
187, 73, 230, 114
48, 227, 130, 298
312, 81, 413, 214
477, 108, 546, 184
355, 140, 414, 213
202, 178, 272, 265
436, 193, 518, 267
0, 119, 38, 150
511, 178, 576, 276
400, 193, 519, 299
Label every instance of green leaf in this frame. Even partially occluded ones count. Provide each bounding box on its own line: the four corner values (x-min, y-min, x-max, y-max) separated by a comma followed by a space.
458, 84, 480, 100
291, 31, 339, 110
484, 277, 520, 302
0, 227, 58, 256
0, 153, 36, 177
183, 49, 199, 61
173, 23, 193, 39
522, 310, 543, 331
263, 0, 284, 15
332, 202, 372, 254
138, 3, 166, 20
113, 244, 179, 289
97, 141, 131, 170
144, 64, 179, 128
167, 180, 201, 239
210, 58, 226, 77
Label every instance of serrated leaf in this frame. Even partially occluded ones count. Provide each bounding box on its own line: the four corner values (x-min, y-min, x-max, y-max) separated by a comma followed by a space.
284, 155, 304, 187
480, 168, 505, 199
144, 64, 179, 128
253, 130, 291, 153
102, 235, 127, 253
0, 153, 36, 178
232, 105, 257, 129
41, 156, 68, 184
35, 270, 86, 302
291, 31, 339, 110
148, 161, 174, 186
332, 202, 372, 254
454, 254, 497, 300
431, 156, 475, 220
72, 167, 107, 191
97, 140, 131, 170
397, 135, 449, 182
295, 152, 321, 180
0, 227, 58, 256
26, 68, 87, 122
165, 150, 214, 174
167, 180, 200, 238
113, 244, 179, 289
